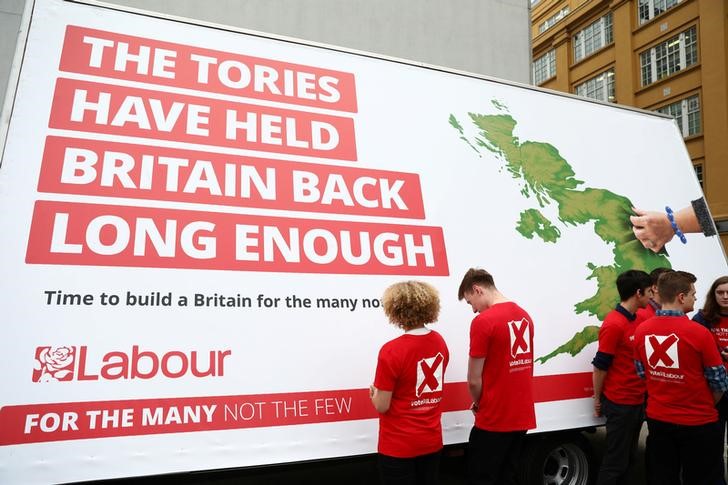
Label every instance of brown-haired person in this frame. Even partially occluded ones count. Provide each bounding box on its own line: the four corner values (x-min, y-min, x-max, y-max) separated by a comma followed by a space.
694, 275, 728, 342
692, 275, 728, 479
457, 268, 535, 485
634, 271, 728, 485
370, 281, 450, 485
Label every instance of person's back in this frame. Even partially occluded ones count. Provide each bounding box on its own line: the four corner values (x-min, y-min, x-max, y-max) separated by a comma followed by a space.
472, 301, 535, 432
458, 268, 535, 485
370, 280, 449, 485
635, 314, 718, 425
376, 330, 449, 457
632, 270, 727, 485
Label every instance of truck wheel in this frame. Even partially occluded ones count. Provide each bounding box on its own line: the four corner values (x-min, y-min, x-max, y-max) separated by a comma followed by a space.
519, 432, 594, 485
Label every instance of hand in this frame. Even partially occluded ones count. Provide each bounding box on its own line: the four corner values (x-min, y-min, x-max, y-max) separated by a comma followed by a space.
593, 396, 602, 417
470, 401, 479, 416
721, 350, 728, 362
369, 385, 376, 399
630, 208, 675, 253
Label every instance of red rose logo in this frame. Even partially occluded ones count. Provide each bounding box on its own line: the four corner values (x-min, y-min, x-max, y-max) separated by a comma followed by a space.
32, 346, 76, 382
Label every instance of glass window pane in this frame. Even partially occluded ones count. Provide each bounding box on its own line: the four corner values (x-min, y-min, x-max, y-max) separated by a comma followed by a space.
639, 0, 682, 24
540, 7, 570, 34
573, 12, 614, 62
693, 163, 703, 187
638, 0, 651, 23
686, 95, 701, 135
640, 51, 652, 85
656, 94, 702, 137
641, 25, 697, 86
574, 68, 615, 103
684, 26, 698, 67
533, 49, 556, 84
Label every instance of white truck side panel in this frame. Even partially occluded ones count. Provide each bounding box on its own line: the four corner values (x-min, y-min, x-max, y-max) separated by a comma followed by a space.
0, 0, 725, 483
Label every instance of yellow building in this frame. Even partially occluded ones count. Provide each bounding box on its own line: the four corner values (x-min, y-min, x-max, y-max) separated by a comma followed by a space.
531, 0, 728, 250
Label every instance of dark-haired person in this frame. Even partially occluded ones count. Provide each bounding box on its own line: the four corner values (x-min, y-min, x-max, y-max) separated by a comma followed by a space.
457, 268, 535, 485
634, 271, 728, 485
371, 280, 449, 485
592, 269, 652, 485
636, 267, 672, 323
693, 275, 728, 482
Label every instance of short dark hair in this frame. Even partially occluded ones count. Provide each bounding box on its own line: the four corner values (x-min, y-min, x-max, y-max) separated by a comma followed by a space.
616, 270, 652, 301
649, 267, 673, 285
458, 268, 495, 300
657, 270, 697, 303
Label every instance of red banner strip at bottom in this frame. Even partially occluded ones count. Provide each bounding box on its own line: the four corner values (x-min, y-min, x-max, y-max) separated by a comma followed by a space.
0, 373, 592, 445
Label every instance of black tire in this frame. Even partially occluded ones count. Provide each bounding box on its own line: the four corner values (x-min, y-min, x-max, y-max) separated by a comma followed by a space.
519, 432, 595, 485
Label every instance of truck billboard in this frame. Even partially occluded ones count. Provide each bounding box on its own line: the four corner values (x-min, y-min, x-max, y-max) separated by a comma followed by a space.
0, 0, 726, 483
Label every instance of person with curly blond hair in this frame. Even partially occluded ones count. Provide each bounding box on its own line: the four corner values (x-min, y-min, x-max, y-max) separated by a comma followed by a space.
370, 280, 450, 485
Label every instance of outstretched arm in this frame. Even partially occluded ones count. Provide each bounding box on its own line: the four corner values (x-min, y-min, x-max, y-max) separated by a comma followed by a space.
630, 205, 702, 252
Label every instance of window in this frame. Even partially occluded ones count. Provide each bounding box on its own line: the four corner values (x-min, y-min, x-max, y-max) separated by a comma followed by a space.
573, 13, 614, 62
693, 163, 703, 187
656, 94, 701, 137
640, 26, 698, 86
538, 7, 569, 34
575, 69, 615, 103
533, 50, 556, 85
639, 0, 682, 25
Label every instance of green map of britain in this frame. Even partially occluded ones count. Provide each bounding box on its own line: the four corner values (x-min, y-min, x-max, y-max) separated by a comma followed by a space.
450, 100, 671, 363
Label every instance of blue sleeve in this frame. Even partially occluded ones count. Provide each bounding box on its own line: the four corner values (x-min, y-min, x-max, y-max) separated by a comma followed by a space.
704, 365, 728, 392
693, 310, 710, 328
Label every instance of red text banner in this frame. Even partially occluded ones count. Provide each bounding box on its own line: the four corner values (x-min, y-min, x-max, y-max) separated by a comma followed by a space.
38, 136, 425, 219
0, 373, 592, 445
59, 25, 358, 113
0, 389, 374, 445
48, 78, 357, 161
25, 201, 448, 275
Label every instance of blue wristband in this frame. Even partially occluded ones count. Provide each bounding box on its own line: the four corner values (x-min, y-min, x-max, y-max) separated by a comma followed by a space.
665, 206, 687, 244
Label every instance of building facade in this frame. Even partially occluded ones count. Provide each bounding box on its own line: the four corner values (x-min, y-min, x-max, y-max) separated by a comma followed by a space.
531, 0, 728, 249
0, 0, 530, 112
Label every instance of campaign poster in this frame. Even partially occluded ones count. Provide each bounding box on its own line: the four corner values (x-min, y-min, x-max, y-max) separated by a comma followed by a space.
1, 0, 725, 483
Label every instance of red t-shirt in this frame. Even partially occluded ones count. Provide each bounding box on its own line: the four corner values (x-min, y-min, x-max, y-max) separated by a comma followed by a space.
635, 301, 657, 323
373, 329, 449, 458
597, 307, 646, 405
634, 315, 723, 425
469, 302, 536, 432
692, 311, 728, 354
707, 316, 728, 350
